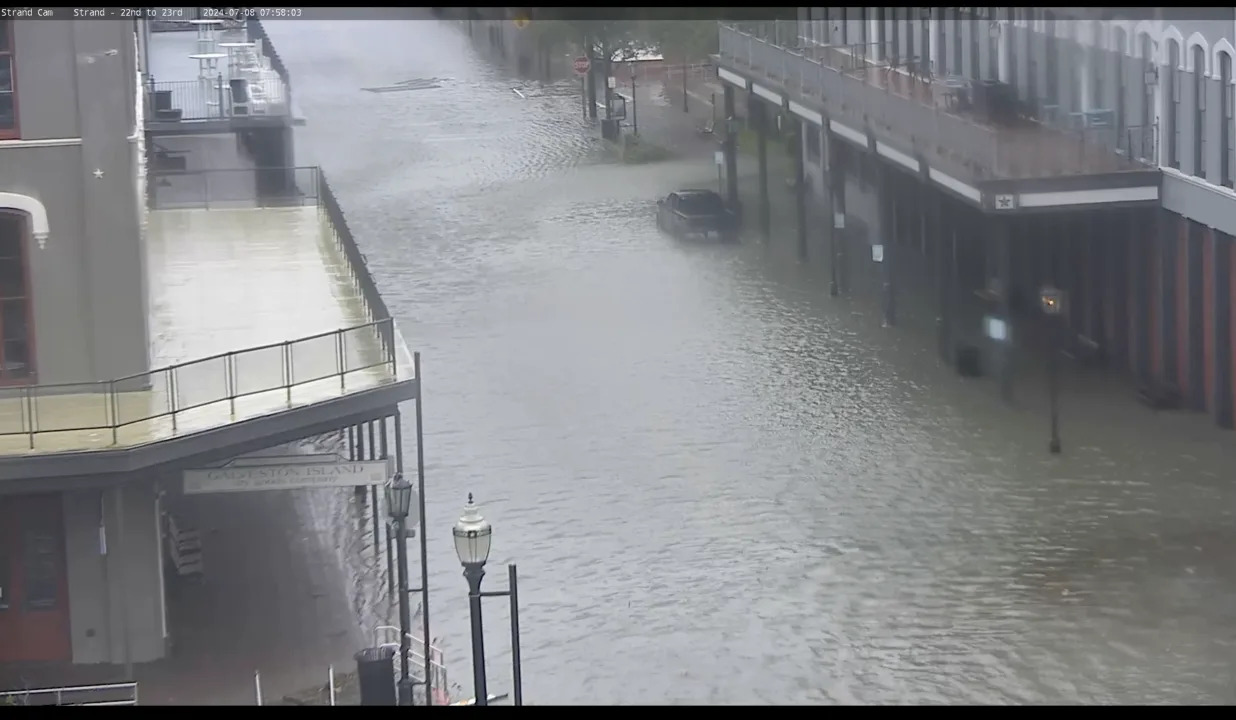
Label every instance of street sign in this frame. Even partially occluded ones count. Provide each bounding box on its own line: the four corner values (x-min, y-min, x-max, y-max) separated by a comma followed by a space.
183, 457, 393, 495
573, 56, 591, 76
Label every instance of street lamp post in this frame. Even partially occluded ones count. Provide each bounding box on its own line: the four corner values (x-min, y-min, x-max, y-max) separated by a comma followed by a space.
453, 495, 524, 706
629, 63, 638, 136
384, 474, 416, 704
1040, 286, 1066, 455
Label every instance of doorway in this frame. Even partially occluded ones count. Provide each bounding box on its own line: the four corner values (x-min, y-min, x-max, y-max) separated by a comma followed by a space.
0, 210, 35, 383
0, 493, 72, 663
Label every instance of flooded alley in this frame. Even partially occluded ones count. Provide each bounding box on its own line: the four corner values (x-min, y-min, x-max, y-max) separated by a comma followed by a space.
266, 17, 1236, 705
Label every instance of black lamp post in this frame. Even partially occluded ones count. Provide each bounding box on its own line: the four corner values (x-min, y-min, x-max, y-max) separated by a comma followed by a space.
1040, 285, 1065, 455
453, 494, 524, 706
629, 62, 638, 136
384, 473, 416, 704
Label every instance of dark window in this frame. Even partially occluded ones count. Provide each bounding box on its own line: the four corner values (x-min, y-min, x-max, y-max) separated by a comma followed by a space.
859, 7, 868, 45
1167, 40, 1180, 169
1140, 34, 1155, 134
1044, 12, 1059, 104
952, 11, 962, 74
22, 527, 58, 610
837, 7, 847, 45
0, 213, 33, 383
806, 126, 821, 163
1193, 45, 1206, 178
968, 9, 981, 78
1221, 52, 1232, 187
987, 9, 999, 79
889, 8, 900, 67
1114, 28, 1127, 138
0, 19, 16, 139
677, 192, 725, 215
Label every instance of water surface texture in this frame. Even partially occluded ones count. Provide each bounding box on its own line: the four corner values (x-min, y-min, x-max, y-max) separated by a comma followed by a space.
268, 18, 1236, 705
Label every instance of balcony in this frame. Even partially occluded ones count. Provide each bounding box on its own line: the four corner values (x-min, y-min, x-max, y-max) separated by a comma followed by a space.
144, 17, 299, 133
718, 24, 1157, 188
0, 158, 414, 459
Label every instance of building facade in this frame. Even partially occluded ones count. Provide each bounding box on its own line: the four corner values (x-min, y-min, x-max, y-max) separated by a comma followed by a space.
717, 9, 1236, 429
1, 15, 416, 689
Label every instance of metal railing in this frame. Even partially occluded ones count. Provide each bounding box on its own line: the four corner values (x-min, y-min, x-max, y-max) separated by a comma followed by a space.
146, 74, 290, 123
246, 17, 294, 108
718, 24, 1152, 181
0, 682, 138, 706
374, 626, 451, 705
0, 319, 396, 449
0, 163, 408, 450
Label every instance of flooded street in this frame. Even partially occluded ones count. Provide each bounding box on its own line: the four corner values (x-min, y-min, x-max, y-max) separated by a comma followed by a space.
268, 18, 1236, 705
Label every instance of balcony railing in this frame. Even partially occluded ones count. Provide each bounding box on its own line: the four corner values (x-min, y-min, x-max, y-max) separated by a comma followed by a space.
0, 320, 399, 450
0, 164, 410, 452
718, 24, 1152, 181
146, 75, 290, 123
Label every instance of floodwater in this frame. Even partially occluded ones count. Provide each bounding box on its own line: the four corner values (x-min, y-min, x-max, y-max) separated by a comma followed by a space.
267, 18, 1236, 705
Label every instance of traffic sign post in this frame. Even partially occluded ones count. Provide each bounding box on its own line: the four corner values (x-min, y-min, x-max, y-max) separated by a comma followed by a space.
573, 56, 591, 76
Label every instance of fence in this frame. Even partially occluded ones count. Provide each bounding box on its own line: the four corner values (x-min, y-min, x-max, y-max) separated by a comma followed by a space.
147, 166, 320, 210
374, 626, 451, 705
0, 682, 138, 706
246, 17, 294, 107
718, 24, 1153, 181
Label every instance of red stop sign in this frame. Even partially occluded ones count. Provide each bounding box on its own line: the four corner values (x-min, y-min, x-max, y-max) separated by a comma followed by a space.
573, 56, 591, 76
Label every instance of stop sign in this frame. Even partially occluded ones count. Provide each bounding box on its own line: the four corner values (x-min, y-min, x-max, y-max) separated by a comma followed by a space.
573, 56, 591, 76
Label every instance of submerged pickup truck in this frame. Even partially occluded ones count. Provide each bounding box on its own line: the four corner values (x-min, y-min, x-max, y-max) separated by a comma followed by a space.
655, 189, 737, 241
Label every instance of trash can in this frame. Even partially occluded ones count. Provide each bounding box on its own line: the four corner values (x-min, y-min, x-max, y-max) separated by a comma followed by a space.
354, 646, 397, 706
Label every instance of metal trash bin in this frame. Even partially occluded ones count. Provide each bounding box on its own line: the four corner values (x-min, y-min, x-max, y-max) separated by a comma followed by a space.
354, 646, 397, 706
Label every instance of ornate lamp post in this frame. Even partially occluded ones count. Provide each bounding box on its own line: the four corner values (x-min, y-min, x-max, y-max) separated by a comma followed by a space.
1039, 285, 1066, 455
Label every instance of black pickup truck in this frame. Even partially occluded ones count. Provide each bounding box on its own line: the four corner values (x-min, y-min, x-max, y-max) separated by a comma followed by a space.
656, 190, 736, 241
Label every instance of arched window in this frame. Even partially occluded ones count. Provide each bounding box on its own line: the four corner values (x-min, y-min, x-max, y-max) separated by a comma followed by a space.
1222, 51, 1233, 187
1139, 34, 1154, 153
0, 211, 35, 384
1113, 28, 1128, 140
1166, 39, 1181, 168
1193, 44, 1206, 177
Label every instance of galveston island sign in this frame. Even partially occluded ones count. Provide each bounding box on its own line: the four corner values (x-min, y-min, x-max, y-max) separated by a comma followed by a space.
183, 456, 393, 495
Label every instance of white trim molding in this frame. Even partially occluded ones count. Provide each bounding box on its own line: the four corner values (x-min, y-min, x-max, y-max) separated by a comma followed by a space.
1018, 185, 1159, 209
1214, 39, 1236, 84
1185, 32, 1211, 76
0, 192, 50, 249
0, 137, 83, 149
1160, 25, 1186, 69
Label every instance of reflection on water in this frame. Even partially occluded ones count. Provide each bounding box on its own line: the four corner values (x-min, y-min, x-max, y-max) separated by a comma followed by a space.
265, 17, 1236, 705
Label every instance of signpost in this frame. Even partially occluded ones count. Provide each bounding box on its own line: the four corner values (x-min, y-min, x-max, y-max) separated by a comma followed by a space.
573, 56, 591, 76
183, 456, 393, 495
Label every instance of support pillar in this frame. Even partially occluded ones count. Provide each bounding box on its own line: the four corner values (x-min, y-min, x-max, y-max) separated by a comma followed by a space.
1158, 208, 1178, 385
934, 186, 951, 361
1131, 210, 1152, 383
754, 100, 770, 241
723, 85, 739, 213
1185, 219, 1205, 411
875, 161, 895, 326
827, 131, 845, 297
793, 117, 808, 262
1084, 213, 1104, 345
1213, 234, 1234, 428
1109, 226, 1129, 368
993, 215, 1014, 402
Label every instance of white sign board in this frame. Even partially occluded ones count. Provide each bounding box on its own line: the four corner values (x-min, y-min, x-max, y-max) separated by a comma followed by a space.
871, 244, 884, 263
183, 459, 392, 495
985, 315, 1010, 343
714, 150, 725, 166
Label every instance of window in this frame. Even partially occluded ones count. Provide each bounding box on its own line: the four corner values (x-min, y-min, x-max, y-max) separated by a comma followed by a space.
1193, 44, 1206, 178
1114, 28, 1127, 138
889, 8, 900, 67
0, 19, 16, 139
1167, 40, 1180, 169
806, 126, 821, 163
987, 9, 1000, 79
21, 527, 58, 610
1140, 34, 1155, 136
1221, 52, 1233, 187
1045, 12, 1059, 104
952, 11, 962, 74
0, 213, 34, 384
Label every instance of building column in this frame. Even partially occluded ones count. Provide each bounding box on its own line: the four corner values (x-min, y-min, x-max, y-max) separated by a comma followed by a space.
827, 131, 845, 297
1131, 210, 1153, 383
1108, 221, 1129, 369
1185, 220, 1205, 411
753, 98, 771, 241
928, 14, 939, 73
793, 117, 808, 262
934, 187, 951, 361
875, 160, 895, 326
723, 85, 739, 213
1158, 208, 1178, 386
992, 214, 1014, 401
1214, 233, 1234, 428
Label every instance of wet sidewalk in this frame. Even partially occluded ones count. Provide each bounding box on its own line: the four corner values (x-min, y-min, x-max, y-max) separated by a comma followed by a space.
136, 488, 370, 705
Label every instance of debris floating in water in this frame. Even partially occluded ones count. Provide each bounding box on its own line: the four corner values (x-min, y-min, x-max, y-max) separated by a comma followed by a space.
362, 78, 444, 93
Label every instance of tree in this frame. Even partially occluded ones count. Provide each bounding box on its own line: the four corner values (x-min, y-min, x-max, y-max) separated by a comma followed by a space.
643, 20, 719, 63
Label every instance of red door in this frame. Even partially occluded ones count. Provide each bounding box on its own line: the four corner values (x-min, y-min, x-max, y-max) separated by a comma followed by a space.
0, 493, 72, 663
